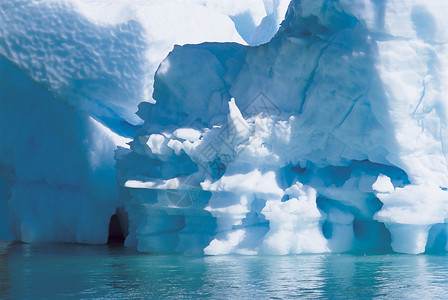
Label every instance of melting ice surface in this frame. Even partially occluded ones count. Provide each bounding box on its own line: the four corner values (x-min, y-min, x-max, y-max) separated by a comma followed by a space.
2, 0, 448, 255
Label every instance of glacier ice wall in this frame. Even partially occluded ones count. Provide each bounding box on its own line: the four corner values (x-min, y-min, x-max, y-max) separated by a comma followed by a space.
0, 55, 123, 243
118, 0, 448, 255
0, 0, 283, 243
2, 0, 448, 255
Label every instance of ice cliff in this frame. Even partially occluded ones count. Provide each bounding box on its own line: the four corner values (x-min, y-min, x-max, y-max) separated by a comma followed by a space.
0, 0, 286, 243
2, 0, 448, 255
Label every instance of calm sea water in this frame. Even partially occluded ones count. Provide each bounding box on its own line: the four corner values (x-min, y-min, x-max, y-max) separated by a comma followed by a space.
1, 241, 448, 299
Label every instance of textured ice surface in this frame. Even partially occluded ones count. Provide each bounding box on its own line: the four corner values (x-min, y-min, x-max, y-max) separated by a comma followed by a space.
0, 0, 285, 126
0, 0, 280, 243
0, 55, 124, 243
118, 0, 448, 254
3, 0, 448, 254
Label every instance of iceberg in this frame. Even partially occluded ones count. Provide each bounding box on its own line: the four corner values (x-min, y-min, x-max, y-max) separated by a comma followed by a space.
117, 0, 448, 255
2, 0, 448, 255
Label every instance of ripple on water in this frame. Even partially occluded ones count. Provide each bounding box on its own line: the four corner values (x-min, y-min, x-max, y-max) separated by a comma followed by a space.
0, 243, 448, 299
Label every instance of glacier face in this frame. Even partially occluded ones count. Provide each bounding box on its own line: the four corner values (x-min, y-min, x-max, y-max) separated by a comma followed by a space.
2, 0, 448, 254
0, 0, 282, 243
0, 55, 123, 243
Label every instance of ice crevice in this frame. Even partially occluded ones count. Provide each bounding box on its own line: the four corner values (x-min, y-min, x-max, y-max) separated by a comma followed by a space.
336, 93, 365, 129
299, 36, 335, 114
412, 77, 426, 118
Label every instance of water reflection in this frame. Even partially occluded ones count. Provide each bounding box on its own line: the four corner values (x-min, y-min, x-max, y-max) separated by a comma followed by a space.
0, 241, 11, 298
0, 243, 448, 299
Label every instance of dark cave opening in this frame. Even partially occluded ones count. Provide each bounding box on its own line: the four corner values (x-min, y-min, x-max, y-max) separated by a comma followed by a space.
107, 208, 128, 246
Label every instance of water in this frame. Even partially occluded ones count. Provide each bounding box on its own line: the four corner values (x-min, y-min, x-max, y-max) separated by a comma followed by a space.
1, 242, 448, 299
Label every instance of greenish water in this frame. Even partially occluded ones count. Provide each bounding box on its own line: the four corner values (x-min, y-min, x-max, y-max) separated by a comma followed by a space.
1, 241, 448, 299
